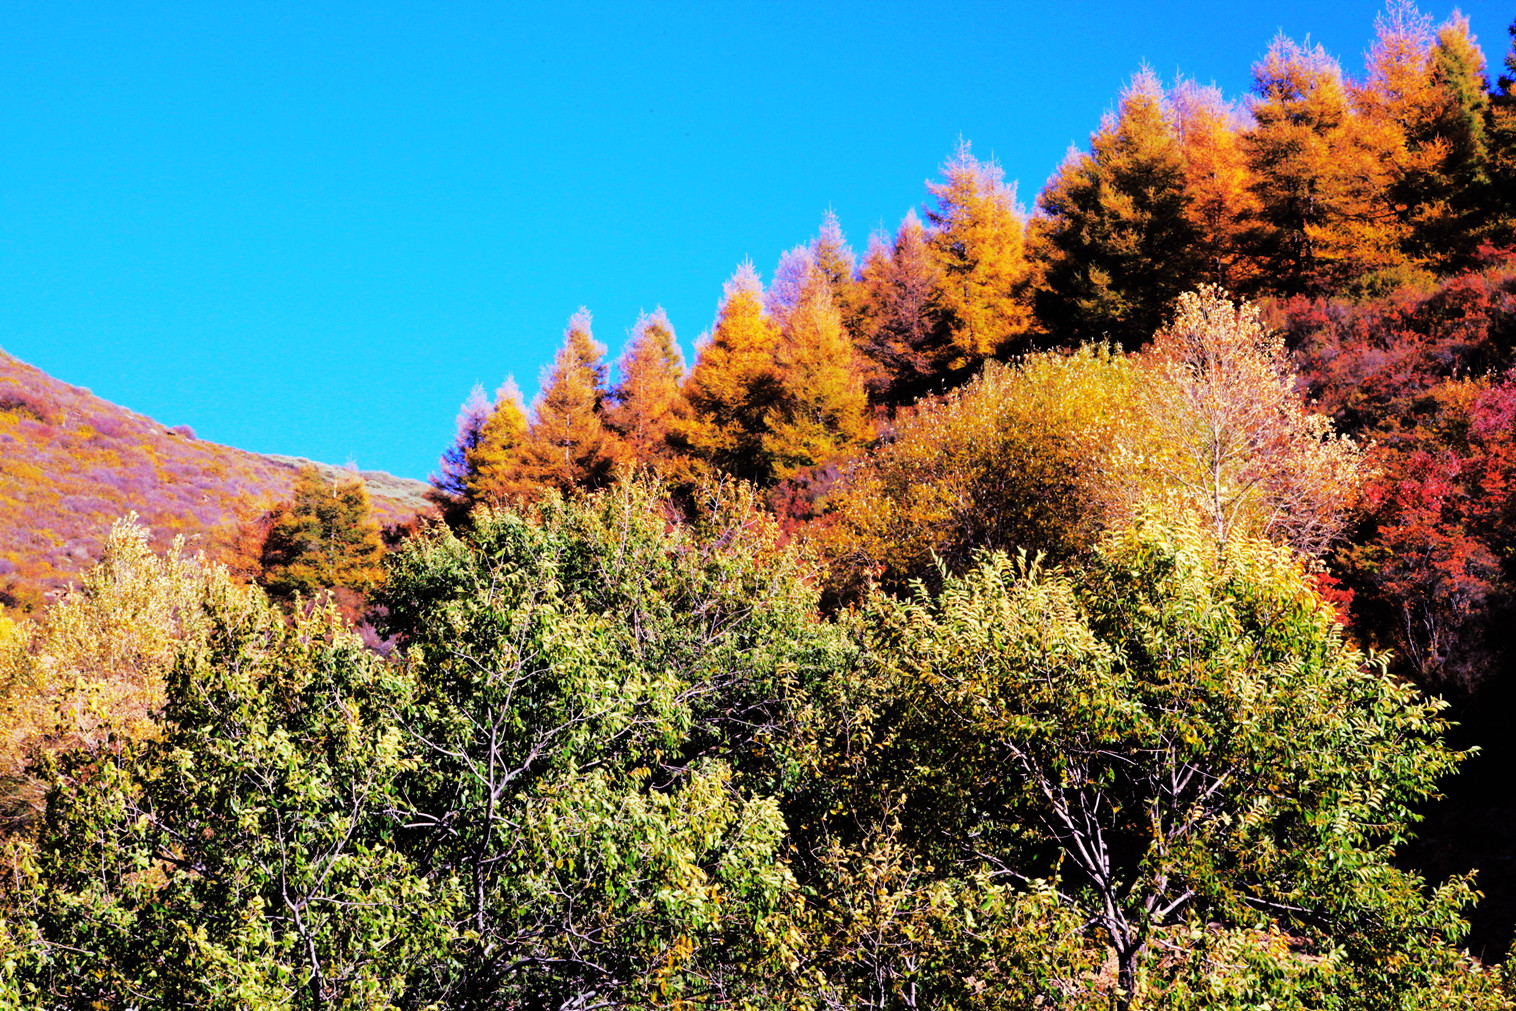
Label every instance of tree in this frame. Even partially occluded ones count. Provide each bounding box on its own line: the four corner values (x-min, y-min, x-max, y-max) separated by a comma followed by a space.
605, 307, 693, 479
1487, 18, 1516, 247
684, 262, 782, 482
260, 465, 385, 601
810, 208, 861, 327
842, 518, 1476, 1010
430, 382, 492, 503
1244, 35, 1406, 295
823, 348, 1138, 604
1122, 287, 1363, 556
925, 141, 1034, 367
1037, 69, 1202, 348
854, 209, 947, 405
520, 307, 619, 495
465, 378, 532, 508
1170, 79, 1259, 291
762, 271, 872, 480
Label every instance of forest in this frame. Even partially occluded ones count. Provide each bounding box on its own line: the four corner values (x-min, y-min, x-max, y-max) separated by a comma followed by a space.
3, 3, 1516, 1007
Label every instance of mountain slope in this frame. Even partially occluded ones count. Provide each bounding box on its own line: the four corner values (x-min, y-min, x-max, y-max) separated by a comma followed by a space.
0, 350, 432, 610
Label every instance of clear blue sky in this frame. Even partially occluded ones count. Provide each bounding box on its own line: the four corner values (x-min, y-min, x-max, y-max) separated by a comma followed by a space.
2, 1, 1510, 479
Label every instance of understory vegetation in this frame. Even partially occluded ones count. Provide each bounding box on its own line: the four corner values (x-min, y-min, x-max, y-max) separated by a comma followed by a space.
5, 4, 1516, 1007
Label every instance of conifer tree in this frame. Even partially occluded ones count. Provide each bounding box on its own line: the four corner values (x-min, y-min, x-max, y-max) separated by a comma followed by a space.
924, 141, 1034, 368
431, 384, 491, 502
1419, 13, 1494, 268
763, 272, 871, 480
1037, 70, 1200, 348
764, 246, 815, 332
1170, 79, 1259, 291
1244, 35, 1405, 295
466, 378, 533, 508
521, 308, 619, 495
856, 210, 947, 405
605, 308, 692, 477
1487, 18, 1516, 247
684, 262, 781, 483
261, 465, 385, 600
810, 208, 861, 326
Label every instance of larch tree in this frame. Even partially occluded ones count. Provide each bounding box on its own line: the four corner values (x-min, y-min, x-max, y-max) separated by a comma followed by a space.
465, 378, 533, 509
1243, 34, 1406, 295
521, 308, 619, 495
764, 245, 816, 332
431, 383, 492, 503
763, 270, 872, 480
1486, 18, 1516, 247
855, 209, 947, 405
605, 307, 693, 478
1170, 79, 1259, 292
924, 141, 1034, 369
810, 208, 861, 327
1415, 12, 1493, 268
1037, 69, 1201, 348
684, 262, 782, 483
260, 465, 386, 601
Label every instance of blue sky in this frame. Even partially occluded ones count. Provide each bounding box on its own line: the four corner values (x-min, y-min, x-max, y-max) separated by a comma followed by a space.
2, 1, 1511, 479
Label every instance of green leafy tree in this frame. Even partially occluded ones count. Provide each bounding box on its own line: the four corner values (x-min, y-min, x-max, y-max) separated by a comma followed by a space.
260, 465, 385, 601
826, 517, 1481, 1010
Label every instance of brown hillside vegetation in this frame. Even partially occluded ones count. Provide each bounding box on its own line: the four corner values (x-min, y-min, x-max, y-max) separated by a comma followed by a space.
0, 350, 431, 611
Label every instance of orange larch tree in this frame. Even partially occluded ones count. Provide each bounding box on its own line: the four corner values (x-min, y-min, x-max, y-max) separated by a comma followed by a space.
1170, 79, 1259, 292
521, 308, 619, 495
684, 262, 782, 483
1244, 34, 1406, 296
763, 271, 872, 480
855, 209, 946, 405
925, 141, 1034, 369
605, 307, 693, 479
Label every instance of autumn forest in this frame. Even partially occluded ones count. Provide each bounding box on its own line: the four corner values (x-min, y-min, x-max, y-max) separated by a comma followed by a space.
4, 4, 1516, 1008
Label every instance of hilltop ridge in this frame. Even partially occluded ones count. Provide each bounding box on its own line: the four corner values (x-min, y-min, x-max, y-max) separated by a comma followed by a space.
0, 349, 431, 610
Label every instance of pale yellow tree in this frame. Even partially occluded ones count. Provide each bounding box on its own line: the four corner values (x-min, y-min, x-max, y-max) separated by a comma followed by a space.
0, 514, 253, 824
1119, 287, 1363, 556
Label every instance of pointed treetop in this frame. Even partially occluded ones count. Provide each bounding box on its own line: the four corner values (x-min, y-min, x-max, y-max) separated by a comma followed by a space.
722, 260, 764, 307
766, 246, 817, 324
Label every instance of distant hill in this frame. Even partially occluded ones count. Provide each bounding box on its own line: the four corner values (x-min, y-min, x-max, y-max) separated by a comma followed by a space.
0, 350, 433, 611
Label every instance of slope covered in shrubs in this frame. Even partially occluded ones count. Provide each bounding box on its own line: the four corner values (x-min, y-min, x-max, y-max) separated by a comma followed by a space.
0, 350, 430, 612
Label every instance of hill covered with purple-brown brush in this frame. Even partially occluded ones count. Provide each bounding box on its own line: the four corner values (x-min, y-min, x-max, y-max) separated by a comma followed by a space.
0, 350, 431, 611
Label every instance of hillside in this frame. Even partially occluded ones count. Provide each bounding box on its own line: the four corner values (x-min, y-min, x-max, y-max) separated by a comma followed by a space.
0, 350, 432, 611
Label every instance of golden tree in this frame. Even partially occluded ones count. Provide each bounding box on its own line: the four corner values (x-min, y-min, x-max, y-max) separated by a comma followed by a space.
605, 307, 692, 479
684, 262, 781, 482
763, 271, 872, 480
1119, 287, 1363, 556
1244, 35, 1406, 295
521, 308, 619, 495
1170, 79, 1259, 291
466, 378, 533, 508
925, 141, 1034, 367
